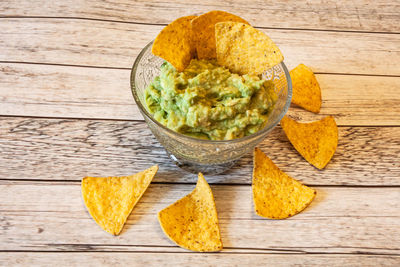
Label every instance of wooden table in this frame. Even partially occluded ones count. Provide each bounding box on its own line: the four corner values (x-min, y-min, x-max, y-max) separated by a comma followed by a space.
1, 1, 400, 266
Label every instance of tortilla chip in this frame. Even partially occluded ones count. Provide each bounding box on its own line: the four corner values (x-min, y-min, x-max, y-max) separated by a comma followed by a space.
215, 22, 284, 75
290, 64, 322, 113
253, 148, 316, 219
158, 173, 223, 252
281, 116, 338, 169
81, 165, 158, 235
191, 10, 249, 59
152, 15, 197, 71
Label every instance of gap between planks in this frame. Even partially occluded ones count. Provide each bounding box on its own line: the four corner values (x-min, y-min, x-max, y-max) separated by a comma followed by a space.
1, 179, 400, 188
1, 60, 400, 78
0, 253, 399, 266
0, 250, 399, 257
1, 16, 400, 35
2, 114, 400, 127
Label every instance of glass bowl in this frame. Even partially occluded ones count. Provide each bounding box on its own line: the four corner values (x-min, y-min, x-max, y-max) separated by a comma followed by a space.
131, 41, 292, 174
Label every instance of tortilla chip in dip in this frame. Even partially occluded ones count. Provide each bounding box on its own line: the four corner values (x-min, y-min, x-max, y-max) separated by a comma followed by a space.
191, 10, 248, 59
253, 148, 316, 219
81, 165, 158, 235
215, 22, 284, 75
281, 116, 338, 169
158, 173, 223, 252
152, 15, 197, 71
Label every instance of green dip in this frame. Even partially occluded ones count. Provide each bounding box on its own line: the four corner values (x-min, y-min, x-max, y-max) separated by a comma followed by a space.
144, 59, 277, 140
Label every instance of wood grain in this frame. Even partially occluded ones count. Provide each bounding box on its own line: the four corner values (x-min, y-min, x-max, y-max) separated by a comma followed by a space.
1, 181, 399, 254
1, 63, 399, 125
0, 117, 399, 185
1, 19, 399, 75
1, 253, 399, 267
1, 0, 400, 264
1, 0, 400, 33
0, 63, 135, 120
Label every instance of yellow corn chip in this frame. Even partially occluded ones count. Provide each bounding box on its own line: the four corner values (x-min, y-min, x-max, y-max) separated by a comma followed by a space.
158, 173, 223, 252
253, 148, 316, 219
215, 22, 284, 75
191, 10, 249, 59
81, 165, 158, 235
152, 15, 197, 71
281, 116, 338, 169
290, 64, 322, 113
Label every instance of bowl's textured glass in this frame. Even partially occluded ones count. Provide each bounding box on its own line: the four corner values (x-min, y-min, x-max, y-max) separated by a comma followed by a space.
131, 41, 292, 174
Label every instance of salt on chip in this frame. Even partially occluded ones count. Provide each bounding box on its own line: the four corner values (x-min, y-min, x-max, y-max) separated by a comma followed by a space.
152, 15, 197, 71
158, 173, 223, 252
290, 64, 322, 113
81, 165, 158, 235
281, 116, 338, 169
253, 148, 316, 219
191, 10, 249, 60
215, 22, 284, 75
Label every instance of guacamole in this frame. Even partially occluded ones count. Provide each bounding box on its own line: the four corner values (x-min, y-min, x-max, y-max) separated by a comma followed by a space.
144, 59, 277, 140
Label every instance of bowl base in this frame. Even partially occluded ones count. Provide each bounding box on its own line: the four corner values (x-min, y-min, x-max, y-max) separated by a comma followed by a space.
166, 152, 237, 175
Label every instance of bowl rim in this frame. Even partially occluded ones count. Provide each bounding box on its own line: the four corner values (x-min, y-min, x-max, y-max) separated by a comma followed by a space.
130, 40, 292, 144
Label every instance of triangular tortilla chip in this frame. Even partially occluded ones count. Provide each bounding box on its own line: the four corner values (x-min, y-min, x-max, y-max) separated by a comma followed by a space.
253, 148, 316, 219
290, 64, 322, 113
215, 22, 284, 75
158, 173, 223, 252
152, 16, 197, 71
281, 116, 338, 169
81, 165, 158, 235
191, 10, 249, 59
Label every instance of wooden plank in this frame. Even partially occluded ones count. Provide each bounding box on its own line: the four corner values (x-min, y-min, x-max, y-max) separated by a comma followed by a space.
1, 253, 399, 267
1, 63, 400, 125
1, 181, 399, 254
1, 0, 400, 33
1, 19, 399, 75
287, 73, 400, 125
0, 64, 135, 120
0, 117, 399, 185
